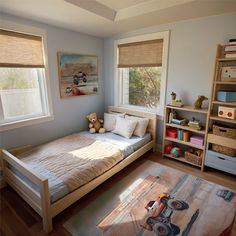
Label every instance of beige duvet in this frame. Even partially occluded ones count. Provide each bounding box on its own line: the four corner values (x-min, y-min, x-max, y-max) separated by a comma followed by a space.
19, 134, 124, 191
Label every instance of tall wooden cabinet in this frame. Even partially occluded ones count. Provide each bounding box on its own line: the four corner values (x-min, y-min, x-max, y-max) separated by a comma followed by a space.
204, 45, 236, 174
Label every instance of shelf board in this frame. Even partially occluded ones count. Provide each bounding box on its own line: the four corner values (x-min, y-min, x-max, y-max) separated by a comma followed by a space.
215, 81, 236, 85
217, 57, 236, 62
166, 123, 206, 134
165, 137, 205, 150
163, 153, 201, 168
166, 105, 208, 114
207, 133, 236, 149
212, 101, 236, 107
209, 115, 236, 124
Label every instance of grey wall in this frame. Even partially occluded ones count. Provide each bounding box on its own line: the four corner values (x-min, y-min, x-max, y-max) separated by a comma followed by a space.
0, 14, 105, 149
103, 13, 236, 146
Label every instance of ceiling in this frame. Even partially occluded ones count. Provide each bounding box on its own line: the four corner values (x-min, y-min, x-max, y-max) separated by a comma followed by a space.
1, 0, 236, 38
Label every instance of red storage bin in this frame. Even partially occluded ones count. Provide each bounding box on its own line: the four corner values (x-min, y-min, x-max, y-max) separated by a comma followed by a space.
166, 128, 178, 138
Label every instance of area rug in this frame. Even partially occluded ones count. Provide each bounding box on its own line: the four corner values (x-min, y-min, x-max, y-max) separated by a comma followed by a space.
63, 160, 236, 236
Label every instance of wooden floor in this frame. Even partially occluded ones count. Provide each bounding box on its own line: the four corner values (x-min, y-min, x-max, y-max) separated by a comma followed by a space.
0, 152, 236, 236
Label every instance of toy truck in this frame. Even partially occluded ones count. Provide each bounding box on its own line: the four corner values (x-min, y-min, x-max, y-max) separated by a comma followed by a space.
141, 193, 189, 236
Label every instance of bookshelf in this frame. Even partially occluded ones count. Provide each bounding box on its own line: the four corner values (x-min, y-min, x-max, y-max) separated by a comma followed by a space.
162, 105, 208, 170
205, 44, 236, 175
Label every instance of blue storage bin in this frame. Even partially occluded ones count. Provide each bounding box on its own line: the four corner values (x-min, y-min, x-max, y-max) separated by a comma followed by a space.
217, 90, 236, 102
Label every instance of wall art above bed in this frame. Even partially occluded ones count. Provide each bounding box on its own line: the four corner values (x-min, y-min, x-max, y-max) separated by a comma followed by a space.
58, 52, 98, 98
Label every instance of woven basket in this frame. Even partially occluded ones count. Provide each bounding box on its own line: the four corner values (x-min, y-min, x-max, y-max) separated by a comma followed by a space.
212, 144, 236, 157
212, 124, 236, 157
213, 124, 236, 139
184, 151, 202, 166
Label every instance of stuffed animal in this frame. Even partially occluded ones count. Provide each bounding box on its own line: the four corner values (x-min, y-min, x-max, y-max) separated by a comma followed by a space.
194, 95, 208, 109
86, 112, 105, 134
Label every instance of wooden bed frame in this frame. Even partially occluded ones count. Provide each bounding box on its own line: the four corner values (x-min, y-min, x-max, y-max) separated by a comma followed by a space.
1, 106, 157, 233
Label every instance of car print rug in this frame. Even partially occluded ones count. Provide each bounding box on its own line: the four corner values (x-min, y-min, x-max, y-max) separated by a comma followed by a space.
63, 161, 236, 236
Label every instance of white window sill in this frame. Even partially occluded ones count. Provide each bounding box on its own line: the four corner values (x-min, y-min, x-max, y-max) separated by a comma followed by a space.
0, 115, 54, 132
118, 104, 164, 120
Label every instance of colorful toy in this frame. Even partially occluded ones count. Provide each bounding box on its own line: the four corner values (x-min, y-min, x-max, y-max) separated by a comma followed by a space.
164, 144, 173, 154
170, 147, 182, 157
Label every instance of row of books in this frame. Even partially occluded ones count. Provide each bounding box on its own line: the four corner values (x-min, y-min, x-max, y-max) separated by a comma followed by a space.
224, 39, 236, 58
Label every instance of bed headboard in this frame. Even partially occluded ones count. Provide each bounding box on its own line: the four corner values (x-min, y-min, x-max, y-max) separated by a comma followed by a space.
108, 106, 157, 144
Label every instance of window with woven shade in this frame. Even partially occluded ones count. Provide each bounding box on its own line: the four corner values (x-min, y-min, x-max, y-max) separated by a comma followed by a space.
115, 31, 169, 115
0, 25, 53, 131
118, 39, 163, 68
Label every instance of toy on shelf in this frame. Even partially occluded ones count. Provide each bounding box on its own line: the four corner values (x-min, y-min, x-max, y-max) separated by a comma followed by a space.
218, 106, 236, 120
188, 117, 202, 130
170, 147, 182, 157
164, 144, 174, 154
194, 95, 208, 109
170, 92, 184, 107
168, 109, 177, 124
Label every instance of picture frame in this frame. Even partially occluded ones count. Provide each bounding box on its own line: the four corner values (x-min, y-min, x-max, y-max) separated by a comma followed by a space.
57, 52, 98, 98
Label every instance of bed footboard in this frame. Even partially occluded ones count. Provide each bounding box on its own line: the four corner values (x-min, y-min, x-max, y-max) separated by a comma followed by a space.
1, 149, 53, 233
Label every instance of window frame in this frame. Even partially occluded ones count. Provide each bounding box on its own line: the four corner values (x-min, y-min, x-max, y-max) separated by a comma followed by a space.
0, 20, 53, 132
114, 31, 169, 117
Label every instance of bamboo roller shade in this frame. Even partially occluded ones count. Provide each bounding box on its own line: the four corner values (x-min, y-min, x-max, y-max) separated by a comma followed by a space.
118, 39, 163, 68
0, 29, 45, 68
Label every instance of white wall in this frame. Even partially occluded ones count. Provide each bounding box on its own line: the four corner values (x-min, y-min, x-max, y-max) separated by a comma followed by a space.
103, 13, 236, 145
0, 13, 105, 149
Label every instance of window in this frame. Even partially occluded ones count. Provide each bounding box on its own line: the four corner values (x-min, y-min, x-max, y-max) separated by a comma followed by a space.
114, 31, 169, 116
0, 24, 53, 131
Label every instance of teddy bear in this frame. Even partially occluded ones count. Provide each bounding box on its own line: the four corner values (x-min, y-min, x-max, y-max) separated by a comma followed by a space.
194, 95, 208, 109
86, 112, 105, 134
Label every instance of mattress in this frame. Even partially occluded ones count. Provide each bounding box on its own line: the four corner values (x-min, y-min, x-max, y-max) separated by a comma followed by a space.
79, 131, 151, 157
13, 132, 151, 203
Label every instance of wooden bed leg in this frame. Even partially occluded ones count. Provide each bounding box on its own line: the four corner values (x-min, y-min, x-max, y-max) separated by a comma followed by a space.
40, 179, 52, 233
43, 215, 52, 234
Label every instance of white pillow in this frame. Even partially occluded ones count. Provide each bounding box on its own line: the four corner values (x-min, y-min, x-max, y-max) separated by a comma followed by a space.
112, 117, 137, 138
125, 115, 149, 137
104, 113, 125, 131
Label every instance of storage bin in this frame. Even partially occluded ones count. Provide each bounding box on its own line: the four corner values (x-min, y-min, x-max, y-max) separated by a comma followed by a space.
190, 136, 204, 146
185, 151, 202, 166
166, 128, 177, 138
205, 150, 236, 175
213, 124, 236, 139
212, 124, 236, 157
212, 144, 236, 157
217, 90, 236, 102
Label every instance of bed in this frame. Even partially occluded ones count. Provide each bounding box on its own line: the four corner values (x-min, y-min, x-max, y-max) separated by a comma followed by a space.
1, 106, 157, 233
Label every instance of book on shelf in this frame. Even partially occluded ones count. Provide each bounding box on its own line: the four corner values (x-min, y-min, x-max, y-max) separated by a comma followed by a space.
224, 45, 236, 52
171, 118, 187, 126
225, 53, 236, 58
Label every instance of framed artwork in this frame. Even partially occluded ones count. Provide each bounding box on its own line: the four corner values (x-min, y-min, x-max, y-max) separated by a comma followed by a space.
58, 52, 98, 97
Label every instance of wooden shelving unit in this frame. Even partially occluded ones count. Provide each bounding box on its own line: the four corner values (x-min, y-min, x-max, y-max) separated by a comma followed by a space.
205, 44, 236, 175
163, 105, 208, 171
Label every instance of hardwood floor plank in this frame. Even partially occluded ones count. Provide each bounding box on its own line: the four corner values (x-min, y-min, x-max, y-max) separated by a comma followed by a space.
1, 202, 32, 236
1, 187, 38, 227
